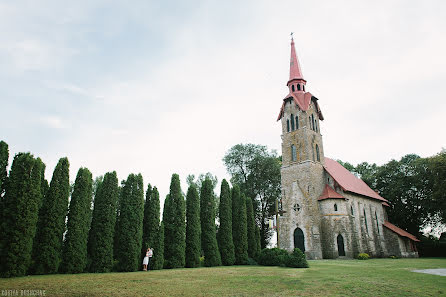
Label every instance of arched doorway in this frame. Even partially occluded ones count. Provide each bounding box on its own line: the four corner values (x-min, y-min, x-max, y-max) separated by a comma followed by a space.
337, 234, 345, 256
294, 228, 305, 252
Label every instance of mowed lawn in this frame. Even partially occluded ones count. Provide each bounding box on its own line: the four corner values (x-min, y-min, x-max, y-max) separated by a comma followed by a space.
1, 258, 445, 296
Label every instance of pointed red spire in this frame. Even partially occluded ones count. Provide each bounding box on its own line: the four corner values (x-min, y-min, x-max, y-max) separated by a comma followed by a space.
289, 37, 305, 82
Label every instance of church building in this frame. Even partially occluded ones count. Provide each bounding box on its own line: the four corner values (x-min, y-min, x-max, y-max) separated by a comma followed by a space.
276, 37, 419, 259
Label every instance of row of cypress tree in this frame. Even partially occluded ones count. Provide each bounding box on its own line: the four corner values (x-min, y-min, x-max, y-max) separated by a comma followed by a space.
0, 140, 261, 277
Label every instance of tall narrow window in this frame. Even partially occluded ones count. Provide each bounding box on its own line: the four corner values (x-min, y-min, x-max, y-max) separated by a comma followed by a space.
290, 114, 295, 130
297, 84, 301, 91
315, 119, 318, 132
287, 120, 290, 132
292, 85, 295, 92
351, 206, 354, 215
303, 85, 305, 91
295, 115, 299, 129
364, 209, 368, 233
291, 145, 297, 161
334, 204, 338, 211
311, 114, 315, 131
309, 116, 312, 130
312, 145, 315, 161
375, 212, 380, 234
316, 144, 320, 162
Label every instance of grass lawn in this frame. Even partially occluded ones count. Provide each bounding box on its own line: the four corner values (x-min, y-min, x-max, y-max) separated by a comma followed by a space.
1, 258, 445, 296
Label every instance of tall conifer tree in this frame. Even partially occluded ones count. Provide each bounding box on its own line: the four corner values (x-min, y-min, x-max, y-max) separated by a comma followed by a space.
217, 179, 235, 265
32, 157, 70, 274
88, 171, 119, 273
142, 185, 160, 257
115, 174, 144, 272
246, 197, 258, 259
200, 178, 221, 266
151, 222, 164, 270
0, 154, 44, 277
185, 185, 201, 268
60, 168, 93, 273
232, 185, 248, 264
0, 140, 8, 199
163, 174, 186, 268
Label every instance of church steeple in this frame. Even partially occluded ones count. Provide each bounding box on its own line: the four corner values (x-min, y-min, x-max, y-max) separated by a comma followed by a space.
288, 36, 306, 93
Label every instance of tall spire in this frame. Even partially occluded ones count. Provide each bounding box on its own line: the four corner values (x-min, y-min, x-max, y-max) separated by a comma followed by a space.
288, 36, 305, 83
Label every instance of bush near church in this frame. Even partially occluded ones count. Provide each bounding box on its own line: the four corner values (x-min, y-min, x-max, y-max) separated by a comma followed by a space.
258, 248, 308, 268
357, 253, 370, 260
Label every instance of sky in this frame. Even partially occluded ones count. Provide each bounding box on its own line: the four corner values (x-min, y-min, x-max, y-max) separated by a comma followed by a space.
1, 0, 445, 202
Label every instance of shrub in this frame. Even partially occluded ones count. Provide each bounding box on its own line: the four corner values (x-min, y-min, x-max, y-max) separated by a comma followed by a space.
247, 257, 258, 266
258, 248, 289, 266
389, 255, 398, 259
285, 248, 309, 268
357, 253, 370, 260
199, 256, 205, 267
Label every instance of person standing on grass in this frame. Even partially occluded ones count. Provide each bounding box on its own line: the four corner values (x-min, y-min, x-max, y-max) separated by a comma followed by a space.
143, 248, 150, 271
147, 248, 153, 271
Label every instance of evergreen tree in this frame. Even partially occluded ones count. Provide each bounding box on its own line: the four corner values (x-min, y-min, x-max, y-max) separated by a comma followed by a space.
151, 222, 164, 270
163, 174, 186, 268
115, 174, 144, 272
0, 154, 44, 277
246, 197, 258, 259
32, 157, 70, 274
60, 168, 93, 273
217, 179, 235, 266
232, 185, 248, 264
200, 178, 221, 266
142, 185, 160, 258
0, 140, 8, 199
185, 185, 201, 268
255, 225, 261, 259
88, 171, 119, 273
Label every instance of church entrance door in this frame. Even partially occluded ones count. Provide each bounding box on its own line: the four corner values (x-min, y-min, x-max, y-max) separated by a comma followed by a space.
337, 234, 345, 256
294, 228, 305, 252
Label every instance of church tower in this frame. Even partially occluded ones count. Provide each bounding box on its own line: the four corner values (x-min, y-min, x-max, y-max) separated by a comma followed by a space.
277, 37, 325, 259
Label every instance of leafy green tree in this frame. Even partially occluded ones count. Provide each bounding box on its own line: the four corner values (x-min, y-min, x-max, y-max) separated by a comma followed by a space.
429, 151, 446, 224
185, 185, 201, 268
217, 179, 235, 266
142, 185, 160, 261
163, 174, 186, 268
246, 197, 258, 259
32, 157, 70, 275
151, 222, 164, 270
232, 185, 248, 264
0, 154, 44, 277
88, 171, 119, 273
223, 144, 281, 248
200, 178, 221, 266
115, 174, 144, 272
255, 226, 261, 258
60, 168, 93, 273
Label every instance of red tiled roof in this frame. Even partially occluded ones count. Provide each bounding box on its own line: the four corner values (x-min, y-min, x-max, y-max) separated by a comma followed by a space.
289, 38, 305, 82
382, 202, 390, 207
276, 92, 324, 121
383, 221, 420, 242
318, 184, 345, 201
324, 158, 388, 203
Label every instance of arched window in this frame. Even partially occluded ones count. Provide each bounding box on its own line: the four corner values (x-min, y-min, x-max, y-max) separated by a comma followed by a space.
292, 85, 295, 92
334, 204, 338, 211
351, 205, 354, 215
364, 209, 368, 233
291, 145, 297, 161
287, 119, 290, 132
303, 85, 305, 91
290, 114, 295, 131
295, 116, 299, 129
311, 114, 315, 131
316, 144, 320, 162
297, 84, 301, 91
337, 234, 345, 256
314, 119, 318, 132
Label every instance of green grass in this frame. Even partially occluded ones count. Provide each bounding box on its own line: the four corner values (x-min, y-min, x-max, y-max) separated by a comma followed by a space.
1, 258, 445, 296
